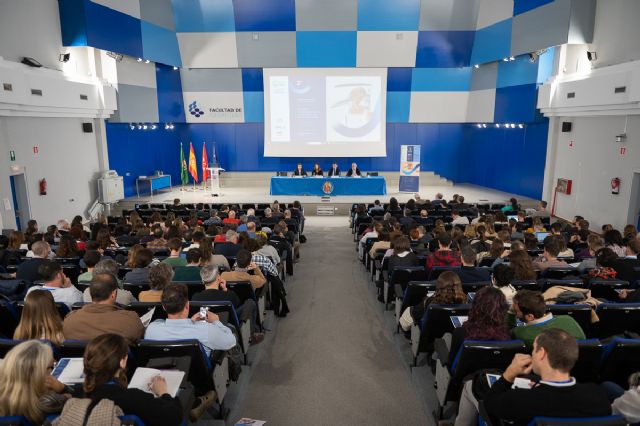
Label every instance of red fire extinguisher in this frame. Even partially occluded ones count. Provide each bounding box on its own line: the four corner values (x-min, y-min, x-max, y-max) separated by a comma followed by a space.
39, 178, 47, 196
611, 177, 620, 195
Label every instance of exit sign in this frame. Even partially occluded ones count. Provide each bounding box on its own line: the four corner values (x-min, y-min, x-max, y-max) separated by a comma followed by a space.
9, 151, 15, 161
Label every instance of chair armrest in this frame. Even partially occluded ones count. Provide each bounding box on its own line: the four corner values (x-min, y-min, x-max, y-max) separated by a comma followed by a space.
434, 338, 450, 366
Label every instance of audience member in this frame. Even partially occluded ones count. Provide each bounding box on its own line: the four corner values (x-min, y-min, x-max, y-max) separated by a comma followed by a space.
80, 333, 183, 425
64, 273, 144, 342
82, 258, 135, 304
25, 260, 82, 308
532, 237, 568, 271
221, 249, 267, 290
139, 262, 173, 302
456, 329, 610, 425
510, 290, 585, 346
426, 233, 461, 272
399, 271, 465, 332
13, 289, 65, 345
77, 250, 100, 283
123, 248, 154, 284
16, 240, 51, 282
491, 263, 517, 304
456, 246, 491, 283
173, 248, 203, 281
0, 341, 69, 424
214, 230, 242, 257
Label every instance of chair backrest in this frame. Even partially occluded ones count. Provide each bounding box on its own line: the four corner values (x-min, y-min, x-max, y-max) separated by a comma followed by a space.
135, 339, 213, 394
400, 281, 437, 314
451, 340, 527, 382
461, 282, 490, 293
226, 281, 257, 305
428, 266, 461, 281
0, 416, 31, 425
126, 302, 165, 323
419, 304, 471, 354
478, 257, 496, 268
58, 340, 89, 359
171, 281, 205, 299
546, 304, 592, 336
511, 280, 540, 291
0, 302, 19, 338
528, 415, 626, 425
541, 267, 580, 279
122, 282, 149, 299
540, 278, 585, 291
571, 339, 603, 383
0, 338, 23, 359
595, 303, 640, 338
600, 338, 640, 387
390, 266, 428, 290
588, 279, 630, 300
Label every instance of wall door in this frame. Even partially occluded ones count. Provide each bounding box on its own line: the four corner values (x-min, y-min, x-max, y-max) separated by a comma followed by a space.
629, 171, 640, 230
9, 173, 31, 231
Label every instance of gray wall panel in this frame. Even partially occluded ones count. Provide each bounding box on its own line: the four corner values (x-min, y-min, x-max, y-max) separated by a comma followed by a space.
511, 0, 571, 56
236, 32, 297, 68
139, 0, 175, 31
110, 84, 159, 123
295, 0, 358, 30
419, 0, 481, 30
180, 69, 243, 92
470, 62, 498, 91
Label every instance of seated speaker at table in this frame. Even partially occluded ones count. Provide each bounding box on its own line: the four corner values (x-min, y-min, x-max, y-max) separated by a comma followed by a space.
293, 163, 307, 176
327, 162, 340, 177
311, 163, 323, 176
346, 162, 362, 177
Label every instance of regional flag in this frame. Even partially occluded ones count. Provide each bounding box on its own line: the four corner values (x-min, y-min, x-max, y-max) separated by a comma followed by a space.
202, 142, 211, 181
188, 142, 199, 183
180, 143, 188, 185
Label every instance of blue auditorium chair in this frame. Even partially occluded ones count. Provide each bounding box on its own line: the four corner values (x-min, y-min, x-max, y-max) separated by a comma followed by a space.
546, 304, 592, 337
527, 415, 626, 425
411, 304, 471, 366
595, 302, 640, 338
600, 337, 640, 387
395, 281, 436, 332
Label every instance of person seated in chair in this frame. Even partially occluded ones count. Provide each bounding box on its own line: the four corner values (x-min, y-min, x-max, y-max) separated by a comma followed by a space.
311, 163, 323, 176
25, 260, 83, 309
610, 239, 640, 283
173, 249, 203, 282
532, 237, 568, 271
123, 248, 154, 284
221, 249, 266, 290
214, 230, 241, 258
425, 233, 461, 273
455, 328, 611, 426
509, 290, 584, 347
293, 163, 307, 176
346, 162, 361, 177
327, 162, 341, 177
16, 240, 51, 282
456, 246, 491, 283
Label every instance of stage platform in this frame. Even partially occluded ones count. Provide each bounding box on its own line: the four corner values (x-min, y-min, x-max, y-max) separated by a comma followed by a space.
118, 173, 536, 216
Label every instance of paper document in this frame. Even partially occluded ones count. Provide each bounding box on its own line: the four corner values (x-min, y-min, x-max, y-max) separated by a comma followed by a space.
52, 358, 85, 384
128, 367, 185, 398
235, 419, 266, 426
140, 307, 156, 328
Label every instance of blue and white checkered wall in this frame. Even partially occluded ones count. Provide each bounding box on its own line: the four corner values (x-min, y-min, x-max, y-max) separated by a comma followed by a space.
58, 0, 593, 124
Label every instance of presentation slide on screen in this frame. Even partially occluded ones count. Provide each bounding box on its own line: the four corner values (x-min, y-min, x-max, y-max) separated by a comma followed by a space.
263, 68, 387, 157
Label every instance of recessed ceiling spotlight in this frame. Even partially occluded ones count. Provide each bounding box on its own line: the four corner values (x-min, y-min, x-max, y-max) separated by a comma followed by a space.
482, 124, 487, 128
129, 123, 135, 130
518, 124, 524, 129
173, 66, 178, 70
137, 58, 143, 62
476, 124, 482, 128
144, 60, 150, 64
495, 123, 500, 128
509, 56, 515, 61
142, 124, 148, 130
503, 58, 509, 62
137, 124, 142, 130
151, 124, 157, 130
474, 64, 479, 69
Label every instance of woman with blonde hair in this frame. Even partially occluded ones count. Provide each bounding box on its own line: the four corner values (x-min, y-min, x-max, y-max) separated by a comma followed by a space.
8, 230, 24, 250
0, 340, 69, 423
126, 244, 143, 268
463, 224, 476, 239
138, 262, 173, 302
14, 289, 65, 346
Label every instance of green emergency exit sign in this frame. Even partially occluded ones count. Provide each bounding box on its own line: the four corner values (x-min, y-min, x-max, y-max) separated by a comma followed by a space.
9, 151, 15, 161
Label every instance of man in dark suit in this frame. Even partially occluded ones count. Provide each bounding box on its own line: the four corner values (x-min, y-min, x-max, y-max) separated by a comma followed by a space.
327, 162, 340, 177
293, 163, 307, 176
16, 241, 51, 282
214, 230, 242, 258
610, 239, 640, 283
456, 246, 491, 283
346, 162, 361, 177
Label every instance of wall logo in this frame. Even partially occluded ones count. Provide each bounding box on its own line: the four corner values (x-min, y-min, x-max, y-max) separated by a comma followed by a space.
322, 181, 334, 195
188, 101, 205, 117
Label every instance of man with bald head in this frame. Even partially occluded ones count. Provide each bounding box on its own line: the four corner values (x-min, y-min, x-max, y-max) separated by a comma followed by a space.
16, 240, 51, 282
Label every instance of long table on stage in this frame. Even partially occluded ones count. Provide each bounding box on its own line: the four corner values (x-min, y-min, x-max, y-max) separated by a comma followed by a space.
269, 176, 387, 196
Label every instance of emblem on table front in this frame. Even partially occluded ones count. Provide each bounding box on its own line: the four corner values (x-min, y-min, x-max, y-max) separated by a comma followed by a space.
322, 181, 334, 195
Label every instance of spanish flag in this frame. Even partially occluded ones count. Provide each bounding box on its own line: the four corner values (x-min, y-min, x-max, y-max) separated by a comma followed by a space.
188, 142, 198, 183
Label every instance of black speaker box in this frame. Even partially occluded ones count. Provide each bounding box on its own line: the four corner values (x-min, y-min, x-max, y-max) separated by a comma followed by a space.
561, 122, 572, 132
82, 122, 93, 133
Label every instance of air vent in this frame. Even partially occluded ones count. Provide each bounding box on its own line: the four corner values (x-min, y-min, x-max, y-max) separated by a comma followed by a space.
567, 92, 575, 99
3, 83, 12, 91
614, 86, 626, 94
80, 94, 88, 100
31, 89, 43, 96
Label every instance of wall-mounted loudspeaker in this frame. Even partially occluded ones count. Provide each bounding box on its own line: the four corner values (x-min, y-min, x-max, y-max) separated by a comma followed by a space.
561, 122, 572, 133
82, 123, 93, 133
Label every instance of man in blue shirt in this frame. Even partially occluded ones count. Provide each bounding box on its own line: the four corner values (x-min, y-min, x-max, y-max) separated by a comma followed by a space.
145, 283, 236, 356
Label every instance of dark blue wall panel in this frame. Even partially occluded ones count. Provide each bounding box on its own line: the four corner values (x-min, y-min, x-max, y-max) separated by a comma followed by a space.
232, 0, 296, 31
415, 31, 475, 68
387, 68, 413, 92
85, 1, 143, 58
513, 0, 555, 16
458, 121, 548, 199
494, 83, 539, 123
58, 0, 88, 47
156, 64, 186, 123
241, 68, 264, 91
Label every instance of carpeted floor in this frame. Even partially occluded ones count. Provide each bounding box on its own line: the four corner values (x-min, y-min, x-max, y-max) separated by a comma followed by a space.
228, 216, 428, 425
